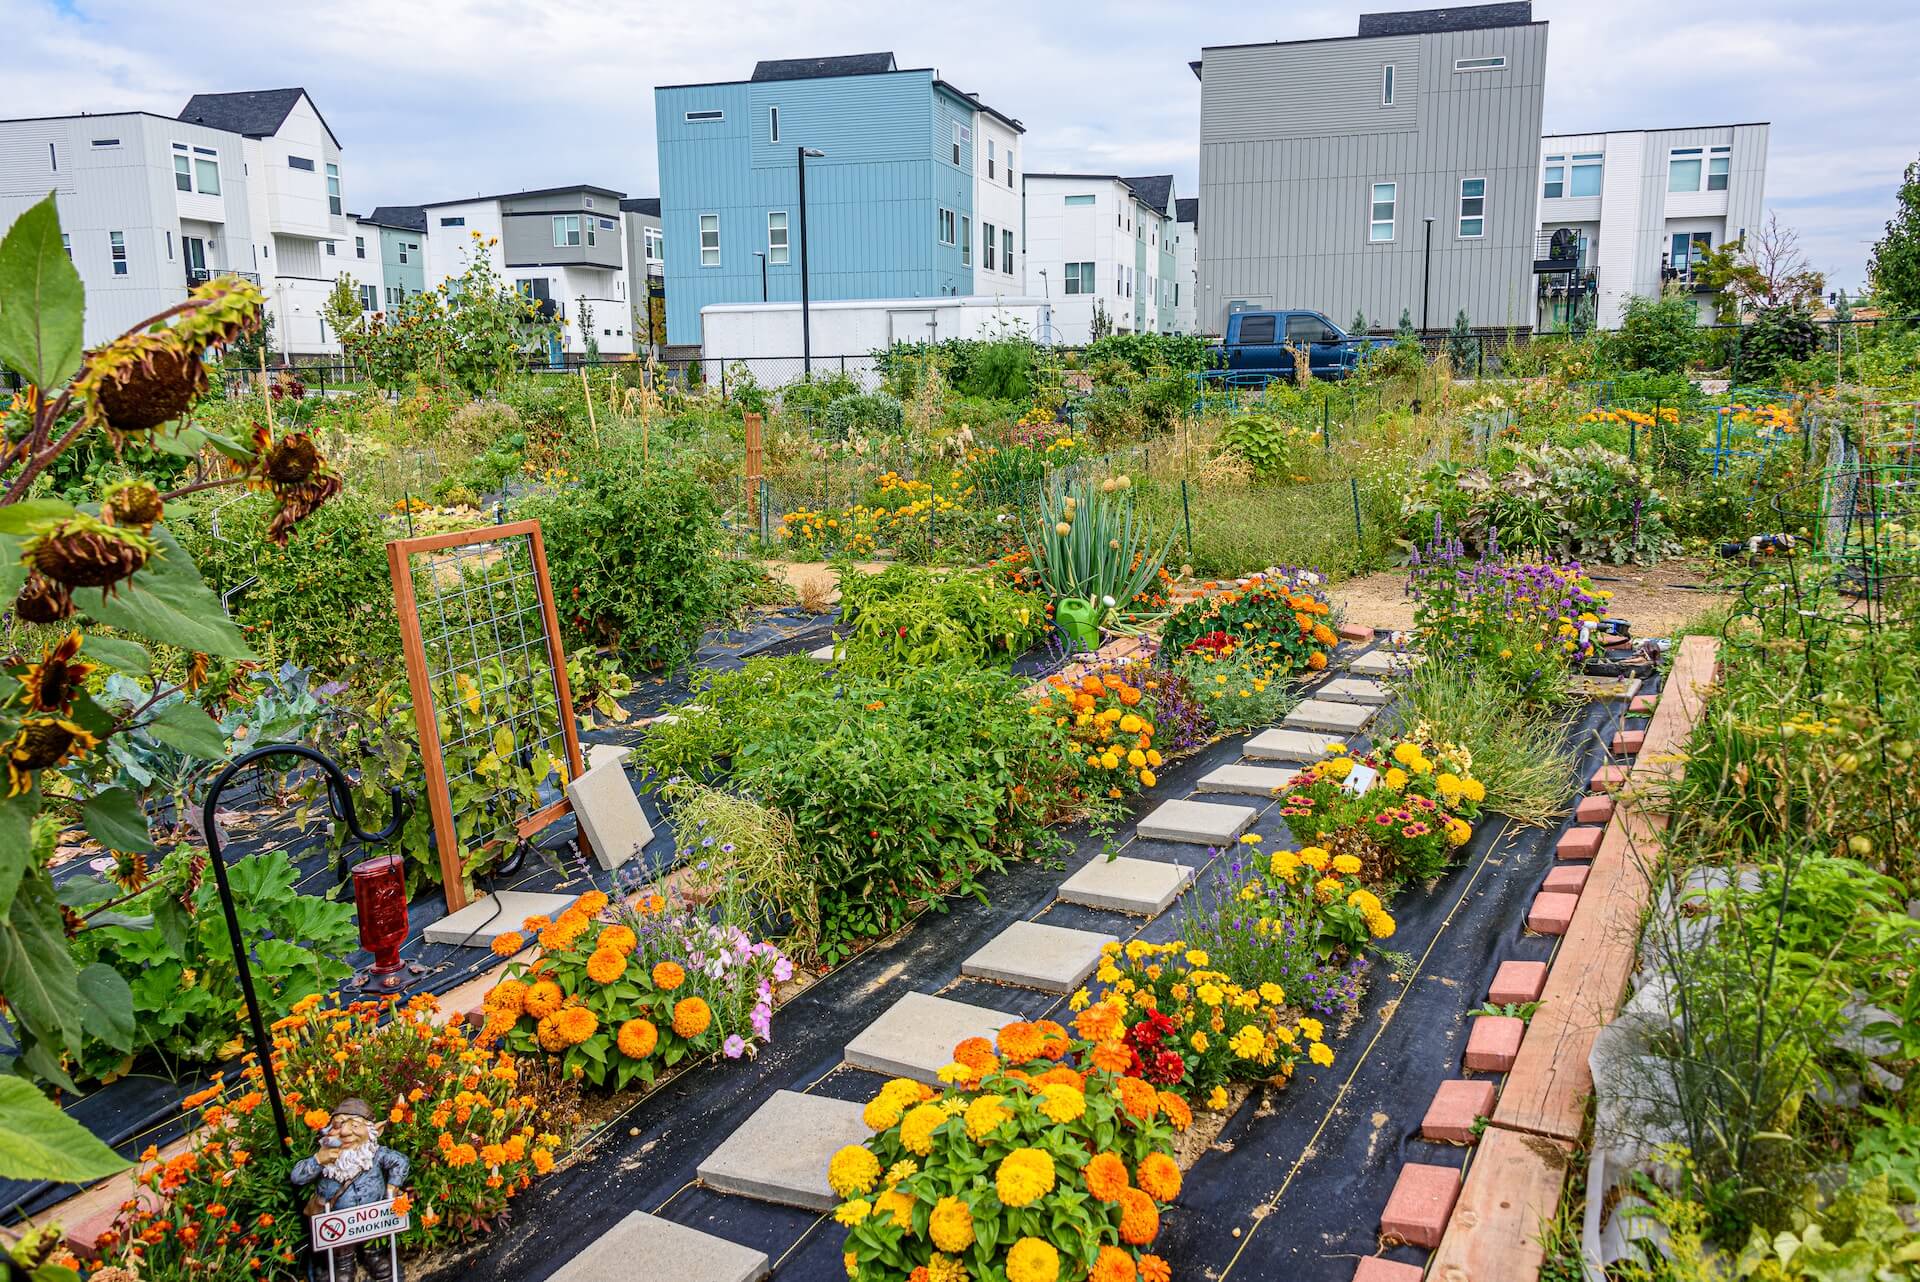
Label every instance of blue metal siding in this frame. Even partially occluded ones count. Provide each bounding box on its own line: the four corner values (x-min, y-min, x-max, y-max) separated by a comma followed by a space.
658, 72, 968, 345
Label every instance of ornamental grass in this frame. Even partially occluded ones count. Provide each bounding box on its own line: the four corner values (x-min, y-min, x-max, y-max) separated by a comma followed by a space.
833, 1017, 1182, 1282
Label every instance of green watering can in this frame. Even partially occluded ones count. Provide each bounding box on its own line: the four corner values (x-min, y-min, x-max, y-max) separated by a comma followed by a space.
1054, 597, 1103, 654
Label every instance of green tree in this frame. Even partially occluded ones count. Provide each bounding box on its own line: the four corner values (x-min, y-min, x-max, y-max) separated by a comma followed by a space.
1396, 307, 1415, 338
1447, 309, 1475, 373
1867, 156, 1920, 317
321, 274, 363, 351
1350, 308, 1368, 336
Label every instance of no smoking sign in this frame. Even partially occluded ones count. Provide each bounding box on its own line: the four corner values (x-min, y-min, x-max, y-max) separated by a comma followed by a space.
311, 1196, 411, 1251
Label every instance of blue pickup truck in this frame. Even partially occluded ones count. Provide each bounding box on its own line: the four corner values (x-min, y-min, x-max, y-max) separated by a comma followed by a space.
1205, 309, 1381, 382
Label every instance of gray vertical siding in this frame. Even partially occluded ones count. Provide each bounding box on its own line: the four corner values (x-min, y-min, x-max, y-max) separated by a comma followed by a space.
1197, 22, 1547, 334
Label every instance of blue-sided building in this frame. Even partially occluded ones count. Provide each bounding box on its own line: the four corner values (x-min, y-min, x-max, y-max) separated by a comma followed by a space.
654, 52, 1026, 347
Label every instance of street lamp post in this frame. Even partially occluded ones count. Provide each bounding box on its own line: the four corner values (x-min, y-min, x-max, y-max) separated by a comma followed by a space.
1420, 216, 1436, 334
798, 146, 826, 376
752, 251, 768, 302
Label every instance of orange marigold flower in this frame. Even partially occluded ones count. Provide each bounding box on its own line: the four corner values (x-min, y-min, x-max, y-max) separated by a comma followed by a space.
672, 997, 712, 1039
524, 980, 564, 1019
953, 1036, 997, 1071
598, 924, 637, 955
1035, 1065, 1085, 1091
1118, 1186, 1160, 1245
1137, 1152, 1182, 1202
995, 1021, 1044, 1064
617, 1018, 658, 1059
532, 1147, 555, 1175
1306, 651, 1328, 671
1157, 1091, 1192, 1132
1116, 1076, 1160, 1121
553, 1006, 598, 1046
1091, 1039, 1132, 1074
1139, 1254, 1172, 1282
585, 948, 626, 985
1033, 1020, 1070, 1060
1084, 1151, 1130, 1202
573, 890, 609, 915
302, 1108, 331, 1130
490, 931, 525, 957
651, 961, 686, 992
535, 1015, 568, 1052
1091, 1245, 1137, 1282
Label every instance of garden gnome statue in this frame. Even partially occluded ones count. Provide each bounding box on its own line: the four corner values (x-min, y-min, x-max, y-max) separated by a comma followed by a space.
291, 1097, 411, 1282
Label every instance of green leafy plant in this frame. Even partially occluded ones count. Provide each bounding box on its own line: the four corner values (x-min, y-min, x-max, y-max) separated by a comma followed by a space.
1019, 474, 1176, 617
835, 563, 1047, 675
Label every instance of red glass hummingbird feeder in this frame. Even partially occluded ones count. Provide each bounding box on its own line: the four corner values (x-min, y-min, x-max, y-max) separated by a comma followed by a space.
352, 853, 412, 993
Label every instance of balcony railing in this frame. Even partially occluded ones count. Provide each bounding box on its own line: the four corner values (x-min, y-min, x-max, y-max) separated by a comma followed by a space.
1533, 229, 1589, 274
186, 268, 261, 288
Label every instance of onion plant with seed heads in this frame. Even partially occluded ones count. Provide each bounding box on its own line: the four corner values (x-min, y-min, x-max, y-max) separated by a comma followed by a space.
1019, 473, 1178, 616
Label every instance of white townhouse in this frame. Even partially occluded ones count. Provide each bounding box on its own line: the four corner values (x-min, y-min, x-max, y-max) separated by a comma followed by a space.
1173, 196, 1199, 335
1022, 173, 1178, 344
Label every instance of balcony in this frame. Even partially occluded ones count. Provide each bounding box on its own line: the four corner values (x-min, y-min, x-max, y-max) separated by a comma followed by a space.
185, 268, 261, 288
1660, 263, 1718, 294
1533, 229, 1588, 274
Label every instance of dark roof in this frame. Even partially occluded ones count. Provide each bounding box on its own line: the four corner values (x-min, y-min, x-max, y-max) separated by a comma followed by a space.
364, 205, 427, 233
1357, 3, 1532, 37
178, 88, 340, 149
416, 184, 625, 209
619, 197, 662, 216
1175, 197, 1198, 223
932, 81, 1025, 133
1121, 175, 1173, 217
751, 53, 896, 82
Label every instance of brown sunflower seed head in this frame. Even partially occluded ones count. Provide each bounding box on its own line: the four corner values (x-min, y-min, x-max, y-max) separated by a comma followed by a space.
263, 432, 323, 486
12, 570, 75, 623
266, 472, 345, 545
10, 718, 88, 771
25, 514, 157, 594
102, 479, 165, 532
89, 339, 204, 439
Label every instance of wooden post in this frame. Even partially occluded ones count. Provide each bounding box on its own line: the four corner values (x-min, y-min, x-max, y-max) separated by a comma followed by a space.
744, 411, 763, 524
580, 364, 600, 451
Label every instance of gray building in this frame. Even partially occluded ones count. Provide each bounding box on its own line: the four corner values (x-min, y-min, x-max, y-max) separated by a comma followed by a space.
619, 196, 664, 354
1194, 2, 1547, 336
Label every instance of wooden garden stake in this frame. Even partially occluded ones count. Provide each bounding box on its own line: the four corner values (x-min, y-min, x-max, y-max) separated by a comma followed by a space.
580, 364, 600, 451
744, 411, 763, 524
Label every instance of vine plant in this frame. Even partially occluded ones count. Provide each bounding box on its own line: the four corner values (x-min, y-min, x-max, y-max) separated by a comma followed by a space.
0, 193, 345, 1188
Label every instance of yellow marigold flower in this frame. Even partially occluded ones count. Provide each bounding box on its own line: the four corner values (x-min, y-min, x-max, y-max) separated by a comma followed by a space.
1298, 1016, 1324, 1042
900, 1102, 946, 1155
1039, 1083, 1086, 1124
828, 1145, 881, 1197
1368, 910, 1397, 939
1069, 987, 1091, 1011
1298, 847, 1330, 871
995, 1148, 1056, 1208
834, 1198, 871, 1227
1230, 1026, 1265, 1059
672, 997, 712, 1039
884, 1158, 918, 1187
1207, 1085, 1229, 1110
1185, 948, 1210, 966
864, 1093, 907, 1131
927, 1253, 969, 1282
1139, 768, 1156, 787
936, 1061, 972, 1085
1007, 1238, 1060, 1282
964, 1094, 1011, 1141
1315, 876, 1344, 901
1197, 983, 1223, 1007
1190, 1030, 1209, 1053
929, 1196, 976, 1252
1127, 749, 1147, 768
1259, 982, 1286, 1005
1463, 778, 1486, 803
1309, 1042, 1335, 1067
1384, 766, 1409, 791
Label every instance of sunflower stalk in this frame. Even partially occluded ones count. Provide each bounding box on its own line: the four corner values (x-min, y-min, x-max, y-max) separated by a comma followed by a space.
1019, 473, 1178, 620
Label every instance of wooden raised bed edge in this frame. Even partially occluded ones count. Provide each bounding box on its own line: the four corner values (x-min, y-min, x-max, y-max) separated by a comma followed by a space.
1425, 635, 1719, 1282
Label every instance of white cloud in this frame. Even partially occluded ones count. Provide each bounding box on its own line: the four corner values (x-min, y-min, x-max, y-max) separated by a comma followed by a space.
4, 0, 1912, 289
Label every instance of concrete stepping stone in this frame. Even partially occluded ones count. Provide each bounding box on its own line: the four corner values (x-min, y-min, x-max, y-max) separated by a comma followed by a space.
423, 890, 577, 948
1421, 1079, 1497, 1144
963, 921, 1117, 993
1244, 728, 1342, 763
1283, 698, 1375, 734
567, 758, 655, 872
548, 1210, 768, 1282
1136, 797, 1256, 846
1465, 1015, 1524, 1072
1196, 763, 1295, 797
585, 742, 632, 771
844, 992, 1017, 1083
696, 1090, 871, 1211
1488, 960, 1548, 1006
1381, 1162, 1462, 1249
1316, 677, 1391, 706
807, 643, 837, 662
1056, 856, 1193, 916
1347, 648, 1423, 676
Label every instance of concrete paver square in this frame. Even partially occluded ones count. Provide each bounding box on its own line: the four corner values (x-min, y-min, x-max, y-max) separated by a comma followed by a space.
1136, 797, 1257, 846
844, 992, 1018, 1083
1056, 857, 1193, 916
696, 1090, 872, 1211
962, 921, 1117, 993
548, 1211, 768, 1282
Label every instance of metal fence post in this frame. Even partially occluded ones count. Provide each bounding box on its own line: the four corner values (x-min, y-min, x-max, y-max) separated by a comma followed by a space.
1349, 477, 1364, 547
1181, 478, 1195, 560
759, 479, 770, 547
1322, 399, 1332, 453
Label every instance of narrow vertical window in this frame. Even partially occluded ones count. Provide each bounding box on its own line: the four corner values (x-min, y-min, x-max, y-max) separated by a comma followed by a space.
769, 106, 779, 143
1369, 182, 1396, 242
325, 162, 342, 215
960, 216, 972, 267
110, 230, 127, 275
700, 214, 720, 266
767, 211, 789, 264
1382, 64, 1395, 105
1002, 228, 1013, 274
1458, 177, 1486, 238
174, 153, 193, 192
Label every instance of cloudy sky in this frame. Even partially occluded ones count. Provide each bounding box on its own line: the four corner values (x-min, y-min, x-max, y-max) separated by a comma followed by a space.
7, 0, 1914, 291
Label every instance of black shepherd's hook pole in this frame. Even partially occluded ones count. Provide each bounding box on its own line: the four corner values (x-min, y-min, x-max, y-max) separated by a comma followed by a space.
199, 743, 410, 1156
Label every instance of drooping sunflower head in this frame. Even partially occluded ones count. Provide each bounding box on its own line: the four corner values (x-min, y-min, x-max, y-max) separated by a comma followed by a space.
6, 717, 100, 796
22, 514, 157, 596
101, 479, 165, 533
12, 569, 75, 624
247, 426, 344, 545
16, 631, 94, 714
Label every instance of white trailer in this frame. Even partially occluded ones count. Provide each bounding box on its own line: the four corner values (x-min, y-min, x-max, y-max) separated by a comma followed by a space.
698, 295, 1056, 388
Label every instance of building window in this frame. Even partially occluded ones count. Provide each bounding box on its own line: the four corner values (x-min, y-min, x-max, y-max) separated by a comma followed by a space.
1453, 56, 1506, 72
950, 121, 971, 166
1369, 182, 1396, 242
110, 230, 127, 275
644, 227, 663, 261
288, 155, 315, 172
769, 106, 779, 143
1670, 230, 1712, 276
397, 243, 409, 264
194, 158, 220, 195
91, 138, 121, 148
325, 240, 336, 256
767, 211, 789, 264
938, 207, 956, 245
165, 230, 173, 260
1553, 153, 1598, 197
174, 153, 192, 192
440, 216, 466, 227
61, 233, 70, 260
685, 109, 723, 122
48, 142, 57, 171
1458, 177, 1486, 238
326, 163, 342, 215
1007, 163, 1014, 188
553, 214, 582, 247
355, 235, 366, 259
1002, 228, 1013, 274
1065, 194, 1095, 207
700, 214, 720, 266
1708, 146, 1731, 192
1064, 261, 1094, 294
987, 139, 996, 179
1668, 148, 1704, 193
983, 222, 996, 271
1382, 64, 1395, 105
587, 220, 596, 247
960, 216, 972, 267
359, 284, 378, 311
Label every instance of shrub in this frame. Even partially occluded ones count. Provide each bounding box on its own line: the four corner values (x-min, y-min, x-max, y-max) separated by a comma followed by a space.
833, 1016, 1181, 1282
515, 460, 723, 672
959, 339, 1035, 401
1611, 291, 1702, 374
1733, 305, 1822, 384
1169, 640, 1302, 733
1159, 570, 1338, 666
836, 564, 1048, 674
822, 389, 903, 440
479, 887, 788, 1090
1083, 331, 1212, 377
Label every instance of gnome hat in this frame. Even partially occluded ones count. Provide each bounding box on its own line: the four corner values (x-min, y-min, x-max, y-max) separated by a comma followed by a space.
329, 1097, 376, 1123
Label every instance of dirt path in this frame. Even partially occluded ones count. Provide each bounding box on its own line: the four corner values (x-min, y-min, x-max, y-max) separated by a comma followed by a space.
762, 558, 892, 607
1331, 555, 1731, 637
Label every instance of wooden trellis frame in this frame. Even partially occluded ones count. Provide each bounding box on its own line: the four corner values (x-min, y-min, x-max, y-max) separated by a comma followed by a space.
387, 520, 586, 912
